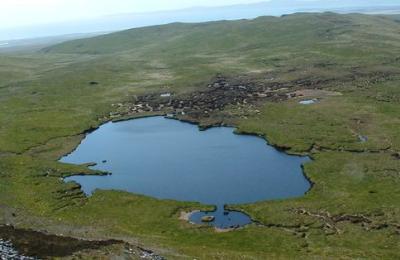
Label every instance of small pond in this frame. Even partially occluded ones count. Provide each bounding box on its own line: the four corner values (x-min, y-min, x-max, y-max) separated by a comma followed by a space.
61, 116, 311, 229
189, 205, 252, 229
358, 135, 368, 143
299, 99, 318, 105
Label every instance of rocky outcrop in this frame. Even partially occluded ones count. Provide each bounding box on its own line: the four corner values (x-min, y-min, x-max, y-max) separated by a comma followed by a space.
201, 216, 215, 222
105, 75, 295, 122
0, 238, 35, 260
0, 225, 165, 259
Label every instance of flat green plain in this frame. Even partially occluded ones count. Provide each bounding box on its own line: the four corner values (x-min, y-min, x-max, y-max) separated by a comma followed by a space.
0, 13, 399, 258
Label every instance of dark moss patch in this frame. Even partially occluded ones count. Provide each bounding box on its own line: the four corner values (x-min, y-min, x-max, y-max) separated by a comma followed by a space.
0, 225, 122, 258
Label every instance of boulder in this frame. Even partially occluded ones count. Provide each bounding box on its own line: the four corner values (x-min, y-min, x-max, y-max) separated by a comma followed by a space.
201, 216, 215, 223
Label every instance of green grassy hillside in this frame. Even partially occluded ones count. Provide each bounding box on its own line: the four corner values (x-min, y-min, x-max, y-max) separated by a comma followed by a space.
46, 13, 399, 55
0, 13, 399, 258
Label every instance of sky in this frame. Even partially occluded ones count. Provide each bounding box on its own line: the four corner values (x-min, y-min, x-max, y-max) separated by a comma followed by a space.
0, 0, 267, 29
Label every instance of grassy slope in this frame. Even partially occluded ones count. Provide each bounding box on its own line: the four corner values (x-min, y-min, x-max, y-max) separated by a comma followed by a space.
0, 13, 400, 258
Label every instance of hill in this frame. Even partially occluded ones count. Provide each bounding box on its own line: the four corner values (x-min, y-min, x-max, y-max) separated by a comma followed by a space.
2, 0, 400, 41
0, 13, 400, 258
45, 12, 400, 55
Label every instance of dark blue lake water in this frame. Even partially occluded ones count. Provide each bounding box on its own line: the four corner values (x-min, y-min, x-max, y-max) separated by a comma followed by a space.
61, 116, 310, 228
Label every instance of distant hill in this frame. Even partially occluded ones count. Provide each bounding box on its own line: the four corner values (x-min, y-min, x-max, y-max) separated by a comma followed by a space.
0, 32, 106, 53
44, 12, 400, 58
1, 0, 400, 41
